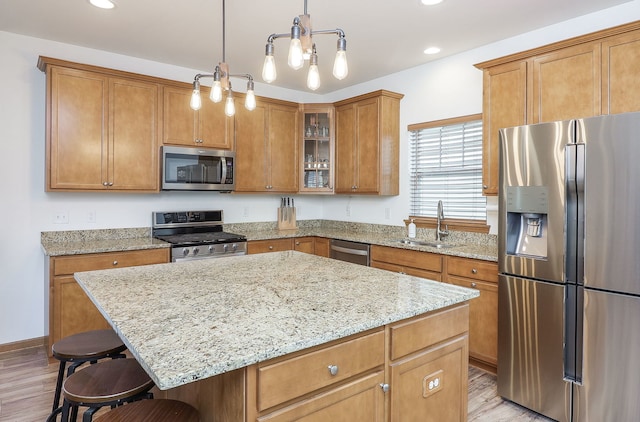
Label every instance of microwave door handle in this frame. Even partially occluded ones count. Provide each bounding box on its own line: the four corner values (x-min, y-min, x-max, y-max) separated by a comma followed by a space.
220, 157, 227, 183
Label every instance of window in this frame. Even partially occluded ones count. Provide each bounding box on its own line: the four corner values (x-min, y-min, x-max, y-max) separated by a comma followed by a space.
408, 114, 486, 223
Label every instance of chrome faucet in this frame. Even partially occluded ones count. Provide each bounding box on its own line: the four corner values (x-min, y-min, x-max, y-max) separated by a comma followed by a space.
436, 200, 449, 242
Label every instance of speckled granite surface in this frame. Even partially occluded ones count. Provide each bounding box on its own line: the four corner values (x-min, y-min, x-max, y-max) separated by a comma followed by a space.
75, 251, 479, 391
41, 228, 169, 256
41, 220, 497, 261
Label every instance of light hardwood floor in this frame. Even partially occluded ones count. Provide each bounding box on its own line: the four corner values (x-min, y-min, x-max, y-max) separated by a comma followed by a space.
0, 346, 553, 421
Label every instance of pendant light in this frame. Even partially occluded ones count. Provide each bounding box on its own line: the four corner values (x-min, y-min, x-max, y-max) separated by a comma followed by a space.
190, 0, 255, 115
262, 0, 348, 90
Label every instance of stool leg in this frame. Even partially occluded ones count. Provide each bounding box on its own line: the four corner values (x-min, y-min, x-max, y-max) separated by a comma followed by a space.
60, 399, 71, 422
82, 407, 99, 422
52, 361, 66, 412
70, 403, 79, 422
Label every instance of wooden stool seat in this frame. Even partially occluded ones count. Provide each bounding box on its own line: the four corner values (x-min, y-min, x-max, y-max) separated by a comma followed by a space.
48, 330, 127, 421
61, 358, 155, 421
94, 399, 199, 422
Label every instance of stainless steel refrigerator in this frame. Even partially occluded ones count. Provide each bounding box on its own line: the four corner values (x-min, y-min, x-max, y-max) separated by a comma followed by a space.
498, 112, 640, 422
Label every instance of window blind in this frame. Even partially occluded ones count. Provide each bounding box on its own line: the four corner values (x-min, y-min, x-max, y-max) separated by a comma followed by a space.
409, 119, 486, 220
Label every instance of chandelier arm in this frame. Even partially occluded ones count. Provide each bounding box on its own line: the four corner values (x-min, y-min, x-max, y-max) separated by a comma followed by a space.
228, 74, 253, 81
194, 73, 215, 82
267, 32, 291, 43
310, 28, 346, 37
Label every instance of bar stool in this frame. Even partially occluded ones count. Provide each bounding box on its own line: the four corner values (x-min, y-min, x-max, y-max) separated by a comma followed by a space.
60, 358, 155, 422
94, 399, 199, 422
48, 330, 127, 421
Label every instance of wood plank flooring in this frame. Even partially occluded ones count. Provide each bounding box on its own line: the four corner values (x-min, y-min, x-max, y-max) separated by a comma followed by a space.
0, 346, 553, 421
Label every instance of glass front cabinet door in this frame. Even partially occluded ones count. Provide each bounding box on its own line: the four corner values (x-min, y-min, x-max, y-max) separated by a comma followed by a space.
300, 106, 334, 193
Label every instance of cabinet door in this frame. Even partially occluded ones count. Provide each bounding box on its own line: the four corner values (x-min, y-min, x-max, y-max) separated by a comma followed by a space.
53, 275, 110, 342
353, 98, 380, 193
48, 67, 107, 190
335, 103, 356, 193
163, 85, 196, 146
198, 93, 234, 149
602, 29, 640, 114
294, 237, 315, 254
257, 371, 385, 422
532, 42, 601, 123
389, 335, 468, 422
109, 77, 159, 191
235, 101, 268, 192
448, 275, 497, 368
268, 103, 299, 192
481, 61, 527, 195
314, 237, 330, 258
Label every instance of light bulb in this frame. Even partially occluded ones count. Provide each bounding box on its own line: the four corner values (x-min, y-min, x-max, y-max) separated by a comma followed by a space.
307, 64, 320, 90
190, 88, 202, 110
245, 88, 256, 111
288, 38, 304, 70
333, 50, 348, 80
262, 55, 277, 83
225, 94, 235, 117
210, 81, 223, 103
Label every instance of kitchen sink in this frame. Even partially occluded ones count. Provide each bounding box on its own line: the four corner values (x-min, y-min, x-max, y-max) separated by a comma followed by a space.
393, 239, 460, 249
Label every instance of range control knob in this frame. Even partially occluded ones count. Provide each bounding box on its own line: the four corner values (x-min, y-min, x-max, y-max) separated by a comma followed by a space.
193, 247, 200, 256
182, 248, 189, 257
223, 244, 229, 252
209, 245, 215, 253
232, 243, 238, 251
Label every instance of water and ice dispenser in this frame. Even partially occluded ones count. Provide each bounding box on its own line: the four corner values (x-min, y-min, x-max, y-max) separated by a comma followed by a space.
505, 186, 548, 259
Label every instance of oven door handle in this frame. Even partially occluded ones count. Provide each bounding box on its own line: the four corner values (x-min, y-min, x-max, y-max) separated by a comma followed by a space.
330, 244, 369, 256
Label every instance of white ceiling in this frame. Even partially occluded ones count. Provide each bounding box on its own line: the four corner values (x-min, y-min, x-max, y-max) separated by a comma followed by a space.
0, 0, 631, 94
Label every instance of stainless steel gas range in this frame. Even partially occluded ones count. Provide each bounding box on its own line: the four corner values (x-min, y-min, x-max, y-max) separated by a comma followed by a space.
152, 210, 247, 262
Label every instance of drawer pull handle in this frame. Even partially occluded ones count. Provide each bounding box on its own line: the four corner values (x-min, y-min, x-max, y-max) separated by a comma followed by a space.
113, 261, 118, 266
471, 282, 477, 288
328, 365, 339, 376
471, 268, 478, 274
380, 383, 390, 393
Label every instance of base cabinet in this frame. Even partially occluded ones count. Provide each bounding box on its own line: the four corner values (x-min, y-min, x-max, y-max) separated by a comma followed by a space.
47, 248, 169, 353
370, 245, 442, 281
313, 238, 330, 258
247, 239, 294, 254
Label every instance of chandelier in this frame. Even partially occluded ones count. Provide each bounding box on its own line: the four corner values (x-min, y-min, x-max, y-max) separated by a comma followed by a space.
261, 0, 348, 91
190, 0, 255, 116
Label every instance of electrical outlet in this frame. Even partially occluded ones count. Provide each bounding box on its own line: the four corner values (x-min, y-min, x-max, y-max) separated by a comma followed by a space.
243, 207, 249, 217
385, 208, 391, 219
346, 205, 351, 216
87, 211, 96, 223
53, 211, 69, 224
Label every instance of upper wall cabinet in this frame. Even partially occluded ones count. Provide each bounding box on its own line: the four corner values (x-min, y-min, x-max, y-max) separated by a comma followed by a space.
38, 57, 160, 192
163, 84, 234, 149
300, 104, 334, 193
475, 21, 640, 196
334, 90, 403, 196
234, 97, 299, 193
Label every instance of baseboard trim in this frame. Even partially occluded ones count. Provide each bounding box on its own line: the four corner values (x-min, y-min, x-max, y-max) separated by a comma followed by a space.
469, 357, 497, 375
0, 336, 47, 354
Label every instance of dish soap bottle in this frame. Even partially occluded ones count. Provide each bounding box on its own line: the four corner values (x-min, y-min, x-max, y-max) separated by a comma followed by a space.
408, 219, 416, 238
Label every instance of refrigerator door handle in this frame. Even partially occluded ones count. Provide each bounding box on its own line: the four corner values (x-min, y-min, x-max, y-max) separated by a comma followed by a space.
575, 143, 585, 286
565, 143, 578, 285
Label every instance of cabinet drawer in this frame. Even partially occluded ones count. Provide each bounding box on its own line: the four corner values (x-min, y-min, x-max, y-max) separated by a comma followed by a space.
248, 239, 293, 254
446, 256, 497, 283
370, 245, 442, 273
371, 260, 441, 282
53, 248, 169, 276
389, 304, 469, 361
257, 330, 384, 411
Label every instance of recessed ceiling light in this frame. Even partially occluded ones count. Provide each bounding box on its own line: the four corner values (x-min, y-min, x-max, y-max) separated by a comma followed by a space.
89, 0, 116, 9
421, 0, 443, 5
424, 47, 441, 55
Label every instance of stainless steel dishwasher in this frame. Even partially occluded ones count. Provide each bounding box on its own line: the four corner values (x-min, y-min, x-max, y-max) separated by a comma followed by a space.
329, 239, 370, 266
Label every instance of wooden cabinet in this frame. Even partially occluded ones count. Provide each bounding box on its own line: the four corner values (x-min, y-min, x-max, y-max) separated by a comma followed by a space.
235, 98, 299, 193
602, 29, 640, 114
247, 239, 294, 254
334, 90, 403, 195
480, 61, 528, 195
47, 248, 169, 352
40, 59, 161, 192
370, 245, 442, 281
293, 237, 315, 254
163, 84, 234, 149
314, 237, 330, 258
300, 105, 334, 193
388, 304, 469, 422
475, 22, 640, 196
444, 256, 498, 373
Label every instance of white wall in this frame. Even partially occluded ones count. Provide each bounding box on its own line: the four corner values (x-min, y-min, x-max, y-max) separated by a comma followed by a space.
1, 0, 639, 345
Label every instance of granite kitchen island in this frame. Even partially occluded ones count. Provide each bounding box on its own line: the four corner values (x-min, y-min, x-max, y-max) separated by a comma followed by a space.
75, 251, 479, 421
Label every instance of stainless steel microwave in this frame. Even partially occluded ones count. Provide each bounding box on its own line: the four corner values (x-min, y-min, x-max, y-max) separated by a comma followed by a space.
161, 146, 235, 191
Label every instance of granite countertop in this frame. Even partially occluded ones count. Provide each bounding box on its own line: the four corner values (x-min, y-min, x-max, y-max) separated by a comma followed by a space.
74, 251, 479, 390
41, 221, 497, 262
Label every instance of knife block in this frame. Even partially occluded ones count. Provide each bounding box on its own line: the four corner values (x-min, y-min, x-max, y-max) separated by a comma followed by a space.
277, 207, 298, 231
